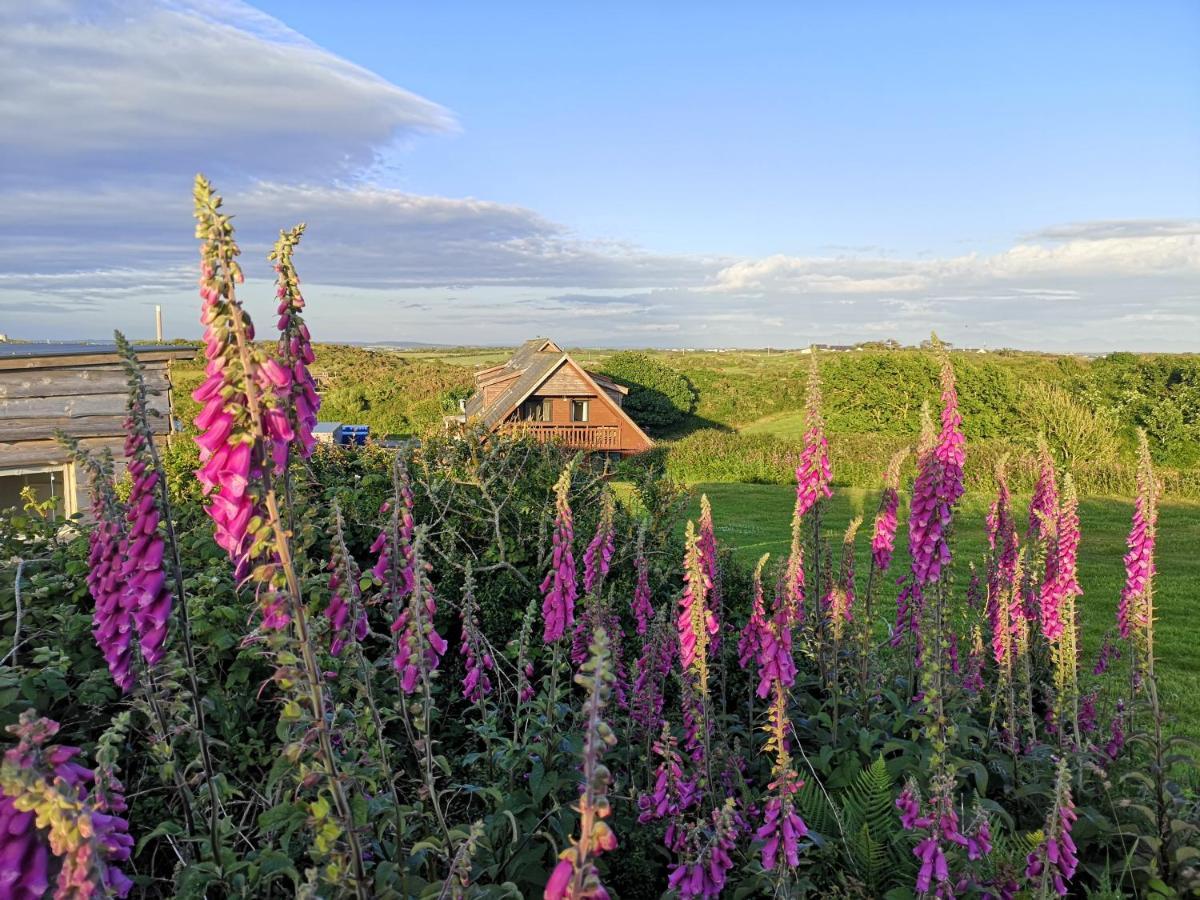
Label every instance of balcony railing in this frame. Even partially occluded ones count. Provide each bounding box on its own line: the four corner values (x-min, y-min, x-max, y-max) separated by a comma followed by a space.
502, 423, 620, 449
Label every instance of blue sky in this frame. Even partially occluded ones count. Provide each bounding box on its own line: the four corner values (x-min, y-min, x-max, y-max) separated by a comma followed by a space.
1, 1, 1197, 349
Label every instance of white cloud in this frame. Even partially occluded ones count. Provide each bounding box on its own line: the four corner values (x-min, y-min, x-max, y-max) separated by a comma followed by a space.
0, 0, 452, 187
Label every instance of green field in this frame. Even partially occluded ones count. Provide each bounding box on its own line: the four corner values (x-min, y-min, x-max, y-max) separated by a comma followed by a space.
682, 482, 1200, 737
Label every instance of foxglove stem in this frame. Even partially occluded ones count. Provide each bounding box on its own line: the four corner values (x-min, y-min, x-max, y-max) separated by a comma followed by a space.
631, 523, 653, 636
194, 175, 366, 895
113, 333, 223, 865
1026, 759, 1077, 896
269, 224, 319, 461
542, 465, 578, 643
545, 627, 618, 900
459, 566, 494, 703
1046, 477, 1082, 749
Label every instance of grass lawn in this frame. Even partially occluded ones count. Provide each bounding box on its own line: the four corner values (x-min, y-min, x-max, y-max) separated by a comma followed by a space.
681, 482, 1200, 738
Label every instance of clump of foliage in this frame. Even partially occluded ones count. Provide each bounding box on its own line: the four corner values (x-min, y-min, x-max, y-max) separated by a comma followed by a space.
598, 351, 698, 433
1, 182, 1197, 899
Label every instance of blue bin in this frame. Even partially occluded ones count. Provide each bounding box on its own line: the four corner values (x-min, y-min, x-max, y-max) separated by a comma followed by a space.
343, 425, 369, 446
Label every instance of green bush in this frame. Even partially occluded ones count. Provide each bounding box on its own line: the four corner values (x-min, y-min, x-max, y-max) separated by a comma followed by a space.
598, 351, 698, 433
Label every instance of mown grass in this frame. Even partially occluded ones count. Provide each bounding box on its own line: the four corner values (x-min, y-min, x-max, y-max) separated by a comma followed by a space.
681, 482, 1200, 738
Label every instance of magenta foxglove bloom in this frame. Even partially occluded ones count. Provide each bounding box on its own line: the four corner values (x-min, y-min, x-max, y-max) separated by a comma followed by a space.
193, 196, 295, 597
630, 612, 675, 734
1040, 480, 1080, 642
756, 769, 807, 871
75, 451, 136, 694
666, 799, 741, 899
460, 612, 494, 703
1028, 440, 1059, 544
1026, 762, 1078, 896
325, 510, 367, 658
1105, 702, 1126, 761
1, 713, 133, 899
795, 359, 833, 520
871, 446, 907, 574
737, 555, 771, 672
631, 531, 653, 636
1118, 435, 1158, 641
270, 225, 320, 460
391, 556, 447, 694
696, 495, 722, 632
1092, 634, 1120, 676
120, 414, 172, 666
678, 524, 717, 678
934, 355, 965, 509
582, 493, 615, 596
637, 728, 699, 824
541, 467, 578, 643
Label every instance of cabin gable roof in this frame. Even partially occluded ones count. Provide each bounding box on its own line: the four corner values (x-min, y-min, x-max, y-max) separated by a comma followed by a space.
462, 338, 651, 450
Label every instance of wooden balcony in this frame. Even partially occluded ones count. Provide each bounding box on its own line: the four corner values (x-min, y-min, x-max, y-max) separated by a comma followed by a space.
502, 422, 620, 449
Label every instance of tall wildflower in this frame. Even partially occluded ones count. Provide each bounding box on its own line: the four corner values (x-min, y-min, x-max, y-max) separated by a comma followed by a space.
630, 523, 653, 636
630, 606, 675, 735
795, 353, 834, 518
637, 725, 699, 825
115, 356, 173, 666
666, 798, 741, 899
269, 224, 320, 460
870, 447, 908, 573
755, 675, 808, 874
544, 628, 618, 900
582, 491, 615, 596
696, 494, 721, 634
738, 555, 770, 674
826, 516, 861, 641
678, 522, 717, 699
986, 457, 1020, 624
894, 403, 938, 642
459, 567, 494, 703
542, 465, 578, 643
1026, 759, 1078, 896
0, 712, 134, 899
1118, 432, 1159, 656
896, 774, 990, 896
64, 443, 134, 693
391, 529, 447, 694
326, 503, 367, 658
192, 176, 294, 602
1040, 475, 1080, 643
751, 556, 797, 697
934, 349, 966, 509
1028, 437, 1059, 545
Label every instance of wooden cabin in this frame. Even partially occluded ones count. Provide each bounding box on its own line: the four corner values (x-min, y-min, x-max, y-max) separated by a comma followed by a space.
458, 339, 652, 456
0, 343, 197, 517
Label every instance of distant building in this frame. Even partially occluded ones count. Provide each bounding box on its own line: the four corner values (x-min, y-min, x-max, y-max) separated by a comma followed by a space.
453, 338, 652, 456
0, 343, 196, 517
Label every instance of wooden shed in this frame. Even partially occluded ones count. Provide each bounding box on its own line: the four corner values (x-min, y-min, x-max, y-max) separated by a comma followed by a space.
0, 343, 198, 517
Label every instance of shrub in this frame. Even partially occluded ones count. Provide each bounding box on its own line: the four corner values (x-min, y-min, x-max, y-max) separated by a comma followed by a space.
598, 351, 698, 433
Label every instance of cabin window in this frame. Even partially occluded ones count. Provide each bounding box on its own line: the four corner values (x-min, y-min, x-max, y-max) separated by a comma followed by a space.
570, 400, 589, 422
519, 398, 550, 422
0, 464, 74, 519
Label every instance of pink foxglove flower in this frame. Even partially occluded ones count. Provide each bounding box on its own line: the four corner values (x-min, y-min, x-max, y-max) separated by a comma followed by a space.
459, 570, 494, 703
545, 627, 619, 900
795, 354, 833, 519
637, 726, 699, 824
677, 522, 717, 694
631, 525, 653, 635
631, 607, 675, 734
697, 495, 722, 647
756, 678, 808, 873
1028, 438, 1059, 544
119, 402, 173, 666
582, 491, 615, 596
934, 352, 965, 509
391, 531, 446, 694
738, 554, 771, 672
326, 504, 367, 658
192, 177, 294, 598
870, 447, 908, 573
0, 712, 133, 899
666, 798, 742, 899
66, 444, 135, 694
1118, 432, 1158, 643
269, 224, 320, 460
1026, 760, 1078, 896
542, 465, 578, 643
1040, 477, 1080, 641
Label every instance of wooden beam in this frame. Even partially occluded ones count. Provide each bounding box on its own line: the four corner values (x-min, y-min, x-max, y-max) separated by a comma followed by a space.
1, 416, 132, 441
0, 350, 196, 372
0, 366, 168, 400
0, 437, 124, 468
0, 394, 134, 419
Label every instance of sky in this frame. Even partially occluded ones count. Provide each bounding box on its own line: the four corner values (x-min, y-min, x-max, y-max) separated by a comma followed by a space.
1, 0, 1198, 350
